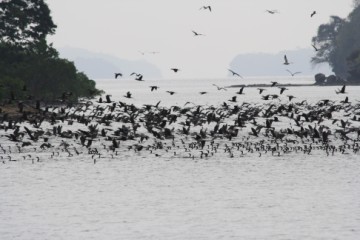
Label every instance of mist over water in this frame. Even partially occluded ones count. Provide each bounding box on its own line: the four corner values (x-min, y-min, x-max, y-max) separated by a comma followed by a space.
1, 77, 360, 240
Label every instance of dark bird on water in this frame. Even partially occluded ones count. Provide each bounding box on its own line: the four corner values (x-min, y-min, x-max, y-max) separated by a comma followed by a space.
228, 69, 243, 78
311, 11, 317, 17
286, 69, 301, 76
115, 73, 122, 79
125, 91, 132, 98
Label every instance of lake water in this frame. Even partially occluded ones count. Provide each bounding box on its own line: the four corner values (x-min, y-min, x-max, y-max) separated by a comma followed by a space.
1, 77, 360, 240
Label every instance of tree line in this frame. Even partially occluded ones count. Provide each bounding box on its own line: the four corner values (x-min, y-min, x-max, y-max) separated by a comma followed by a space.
0, 0, 102, 102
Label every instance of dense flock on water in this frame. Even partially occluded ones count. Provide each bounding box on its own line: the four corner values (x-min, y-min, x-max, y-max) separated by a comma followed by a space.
0, 83, 360, 164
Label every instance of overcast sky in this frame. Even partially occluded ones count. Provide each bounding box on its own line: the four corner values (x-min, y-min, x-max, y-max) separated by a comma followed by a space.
46, 0, 354, 78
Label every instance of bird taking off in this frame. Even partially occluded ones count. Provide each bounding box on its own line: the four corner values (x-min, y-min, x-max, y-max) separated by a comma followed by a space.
228, 69, 243, 78
199, 6, 211, 12
311, 11, 317, 17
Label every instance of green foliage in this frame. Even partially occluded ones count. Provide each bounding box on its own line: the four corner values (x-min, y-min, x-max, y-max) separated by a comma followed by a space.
0, 0, 56, 47
0, 0, 102, 101
312, 5, 360, 82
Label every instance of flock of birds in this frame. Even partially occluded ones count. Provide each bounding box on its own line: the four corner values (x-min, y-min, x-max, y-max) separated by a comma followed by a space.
1, 5, 358, 164
0, 81, 359, 164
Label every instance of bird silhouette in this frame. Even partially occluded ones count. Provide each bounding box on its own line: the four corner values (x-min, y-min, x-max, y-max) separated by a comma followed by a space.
312, 43, 319, 51
212, 84, 227, 91
171, 68, 180, 73
279, 87, 288, 94
283, 55, 291, 65
150, 86, 159, 91
228, 69, 243, 78
236, 86, 245, 95
271, 81, 278, 87
135, 74, 144, 81
199, 6, 211, 12
311, 11, 317, 17
335, 85, 346, 94
228, 96, 237, 102
125, 91, 132, 98
266, 9, 279, 14
166, 91, 176, 95
192, 30, 205, 36
286, 69, 301, 76
115, 73, 122, 79
257, 88, 266, 94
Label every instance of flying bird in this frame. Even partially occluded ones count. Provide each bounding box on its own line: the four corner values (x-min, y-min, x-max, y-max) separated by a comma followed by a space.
115, 73, 122, 79
279, 87, 288, 94
228, 69, 243, 78
192, 30, 205, 36
286, 69, 301, 76
212, 84, 227, 91
266, 10, 279, 14
257, 88, 266, 94
283, 55, 291, 65
200, 6, 211, 12
171, 68, 180, 73
150, 86, 159, 91
271, 81, 278, 87
311, 11, 317, 17
166, 91, 176, 95
312, 43, 319, 51
124, 91, 132, 98
135, 74, 144, 81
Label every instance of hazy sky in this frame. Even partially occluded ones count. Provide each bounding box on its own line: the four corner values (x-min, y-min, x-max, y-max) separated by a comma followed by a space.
46, 0, 354, 78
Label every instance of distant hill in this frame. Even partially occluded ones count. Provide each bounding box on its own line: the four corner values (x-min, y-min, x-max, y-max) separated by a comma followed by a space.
229, 48, 333, 77
58, 47, 162, 79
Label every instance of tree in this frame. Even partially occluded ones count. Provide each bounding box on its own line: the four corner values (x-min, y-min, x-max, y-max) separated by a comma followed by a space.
312, 5, 360, 82
0, 0, 101, 101
0, 0, 56, 47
